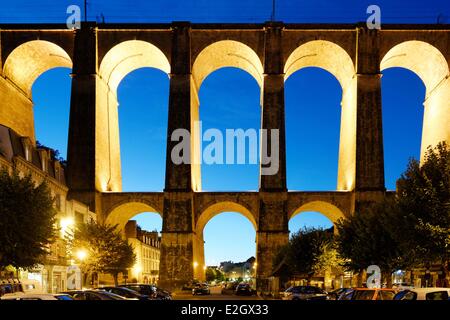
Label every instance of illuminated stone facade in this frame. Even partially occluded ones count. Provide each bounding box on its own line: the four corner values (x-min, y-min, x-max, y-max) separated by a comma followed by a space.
125, 220, 161, 284
0, 124, 96, 293
0, 22, 448, 291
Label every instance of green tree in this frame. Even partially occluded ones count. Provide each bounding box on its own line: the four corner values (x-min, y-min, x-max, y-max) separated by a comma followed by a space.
273, 228, 343, 284
0, 169, 57, 275
395, 142, 450, 275
335, 200, 407, 287
73, 220, 136, 286
205, 267, 216, 282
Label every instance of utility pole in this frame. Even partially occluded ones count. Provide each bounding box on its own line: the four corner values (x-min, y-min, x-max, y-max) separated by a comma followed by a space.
84, 0, 88, 22
271, 0, 276, 21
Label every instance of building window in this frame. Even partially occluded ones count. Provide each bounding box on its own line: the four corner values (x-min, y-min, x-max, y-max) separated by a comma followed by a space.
24, 146, 30, 161
55, 194, 61, 211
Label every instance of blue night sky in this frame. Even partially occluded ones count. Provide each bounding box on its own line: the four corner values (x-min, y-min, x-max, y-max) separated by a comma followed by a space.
3, 0, 446, 265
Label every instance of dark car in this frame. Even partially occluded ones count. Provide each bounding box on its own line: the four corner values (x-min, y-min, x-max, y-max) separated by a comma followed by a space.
63, 290, 126, 300
119, 284, 172, 300
282, 286, 328, 300
192, 283, 210, 295
99, 286, 150, 300
235, 283, 255, 296
221, 282, 238, 295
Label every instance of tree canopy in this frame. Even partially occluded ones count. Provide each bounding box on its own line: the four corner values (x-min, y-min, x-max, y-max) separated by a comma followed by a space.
395, 142, 450, 266
335, 142, 450, 286
0, 169, 57, 273
273, 227, 344, 283
73, 220, 136, 286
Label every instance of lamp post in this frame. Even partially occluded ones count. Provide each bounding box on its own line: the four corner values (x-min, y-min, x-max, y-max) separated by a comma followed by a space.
76, 249, 88, 288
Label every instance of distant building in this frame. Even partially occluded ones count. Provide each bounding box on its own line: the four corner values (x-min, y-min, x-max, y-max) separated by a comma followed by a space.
125, 220, 161, 284
0, 124, 96, 293
219, 257, 256, 281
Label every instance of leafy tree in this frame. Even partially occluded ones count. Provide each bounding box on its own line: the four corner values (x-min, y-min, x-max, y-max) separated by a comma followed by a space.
0, 169, 57, 275
205, 267, 216, 282
73, 220, 136, 286
395, 142, 450, 275
336, 142, 450, 287
273, 228, 343, 284
335, 200, 407, 287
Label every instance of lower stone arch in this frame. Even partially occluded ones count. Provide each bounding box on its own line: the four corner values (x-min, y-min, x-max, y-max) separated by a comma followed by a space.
193, 201, 258, 281
196, 201, 257, 235
289, 200, 346, 225
104, 201, 162, 232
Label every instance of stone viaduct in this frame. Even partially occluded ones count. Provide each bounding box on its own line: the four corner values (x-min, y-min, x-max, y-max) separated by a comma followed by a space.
0, 22, 449, 290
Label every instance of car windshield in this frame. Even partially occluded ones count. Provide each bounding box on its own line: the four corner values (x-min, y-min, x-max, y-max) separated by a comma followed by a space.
111, 288, 138, 298
394, 290, 416, 300
55, 295, 73, 300
353, 290, 375, 300
377, 291, 395, 300
426, 291, 449, 300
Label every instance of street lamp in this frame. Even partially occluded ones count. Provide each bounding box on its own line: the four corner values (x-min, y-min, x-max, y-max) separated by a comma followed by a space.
76, 249, 87, 261
60, 217, 74, 237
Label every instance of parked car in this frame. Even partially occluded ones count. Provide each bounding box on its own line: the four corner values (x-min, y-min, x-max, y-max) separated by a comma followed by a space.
394, 288, 450, 300
221, 282, 238, 295
1, 293, 73, 300
119, 284, 172, 300
192, 283, 210, 295
282, 286, 328, 300
63, 290, 127, 300
339, 288, 396, 300
392, 282, 415, 291
99, 286, 150, 300
327, 288, 353, 300
182, 280, 199, 291
235, 283, 256, 296
0, 279, 42, 297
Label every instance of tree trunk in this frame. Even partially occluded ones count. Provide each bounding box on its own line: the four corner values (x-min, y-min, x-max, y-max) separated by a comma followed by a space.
307, 274, 313, 286
113, 273, 118, 287
356, 270, 364, 287
382, 271, 392, 288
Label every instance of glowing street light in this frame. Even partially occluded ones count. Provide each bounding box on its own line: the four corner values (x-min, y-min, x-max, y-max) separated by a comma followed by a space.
60, 217, 74, 237
76, 249, 88, 261
132, 264, 142, 277
193, 261, 199, 268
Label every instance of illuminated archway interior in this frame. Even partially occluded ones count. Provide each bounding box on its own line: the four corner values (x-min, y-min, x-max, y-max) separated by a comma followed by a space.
381, 40, 450, 160
285, 40, 356, 191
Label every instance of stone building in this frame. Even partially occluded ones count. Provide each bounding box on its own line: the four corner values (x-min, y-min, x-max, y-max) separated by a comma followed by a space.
125, 220, 161, 284
0, 124, 96, 293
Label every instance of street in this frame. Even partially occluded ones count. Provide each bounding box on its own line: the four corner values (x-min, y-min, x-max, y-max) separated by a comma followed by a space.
173, 285, 263, 300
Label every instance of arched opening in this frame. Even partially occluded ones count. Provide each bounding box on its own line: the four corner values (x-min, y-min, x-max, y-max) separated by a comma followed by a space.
285, 67, 342, 191
380, 68, 425, 190
289, 201, 346, 230
116, 68, 169, 191
32, 68, 72, 159
198, 68, 261, 191
195, 202, 257, 283
98, 40, 170, 192
2, 40, 72, 143
287, 201, 345, 288
191, 40, 264, 191
381, 41, 450, 168
105, 202, 162, 285
284, 40, 356, 191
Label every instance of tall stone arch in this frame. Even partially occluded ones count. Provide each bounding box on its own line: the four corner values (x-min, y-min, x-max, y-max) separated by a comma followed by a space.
381, 40, 450, 161
0, 40, 73, 141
